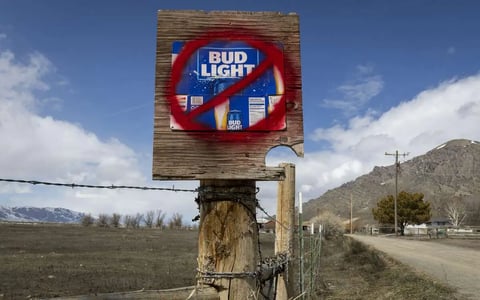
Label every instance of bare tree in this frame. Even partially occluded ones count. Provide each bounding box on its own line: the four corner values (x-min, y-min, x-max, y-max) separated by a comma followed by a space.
97, 214, 110, 227
310, 211, 344, 239
134, 213, 143, 228
81, 214, 94, 227
168, 212, 183, 229
444, 196, 467, 227
155, 210, 166, 229
110, 213, 121, 228
124, 215, 134, 228
145, 210, 155, 228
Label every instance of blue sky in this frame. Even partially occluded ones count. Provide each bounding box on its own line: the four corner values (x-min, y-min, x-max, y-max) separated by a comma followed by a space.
1, 0, 480, 222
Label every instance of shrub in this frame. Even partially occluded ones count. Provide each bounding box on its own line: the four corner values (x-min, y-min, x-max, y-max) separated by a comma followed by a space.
97, 214, 110, 227
310, 211, 344, 239
110, 213, 121, 228
81, 214, 94, 227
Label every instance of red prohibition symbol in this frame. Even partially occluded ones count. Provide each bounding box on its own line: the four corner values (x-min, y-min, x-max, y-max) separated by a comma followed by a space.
167, 30, 288, 139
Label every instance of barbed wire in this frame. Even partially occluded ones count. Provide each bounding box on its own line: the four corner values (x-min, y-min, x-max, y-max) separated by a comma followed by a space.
1, 177, 284, 230
256, 200, 289, 231
0, 178, 198, 193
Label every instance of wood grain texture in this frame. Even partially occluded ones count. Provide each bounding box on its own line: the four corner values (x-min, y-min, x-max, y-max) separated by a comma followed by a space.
197, 180, 258, 299
153, 10, 303, 181
275, 163, 298, 299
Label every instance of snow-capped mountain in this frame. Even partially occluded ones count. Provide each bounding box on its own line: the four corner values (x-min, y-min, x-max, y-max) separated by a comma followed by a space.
0, 206, 84, 223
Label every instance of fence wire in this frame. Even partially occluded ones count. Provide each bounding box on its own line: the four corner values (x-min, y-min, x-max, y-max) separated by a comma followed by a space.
0, 178, 198, 192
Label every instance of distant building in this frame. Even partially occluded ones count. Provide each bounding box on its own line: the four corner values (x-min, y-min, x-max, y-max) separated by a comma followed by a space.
257, 217, 275, 233
426, 217, 452, 227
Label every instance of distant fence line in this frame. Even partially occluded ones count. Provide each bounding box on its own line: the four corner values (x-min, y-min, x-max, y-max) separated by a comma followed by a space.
360, 225, 480, 239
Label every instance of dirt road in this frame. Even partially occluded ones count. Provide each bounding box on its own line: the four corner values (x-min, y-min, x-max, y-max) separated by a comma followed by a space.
350, 235, 480, 300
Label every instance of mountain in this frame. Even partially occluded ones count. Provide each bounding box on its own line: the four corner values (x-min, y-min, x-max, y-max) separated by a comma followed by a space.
0, 206, 84, 223
303, 139, 480, 226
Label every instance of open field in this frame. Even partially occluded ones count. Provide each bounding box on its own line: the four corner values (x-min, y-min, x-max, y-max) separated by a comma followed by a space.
0, 223, 466, 299
0, 223, 275, 299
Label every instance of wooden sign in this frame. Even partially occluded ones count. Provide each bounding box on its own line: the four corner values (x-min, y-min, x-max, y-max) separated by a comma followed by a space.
153, 10, 303, 181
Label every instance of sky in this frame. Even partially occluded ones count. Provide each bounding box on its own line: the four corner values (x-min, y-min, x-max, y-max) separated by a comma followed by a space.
1, 0, 480, 223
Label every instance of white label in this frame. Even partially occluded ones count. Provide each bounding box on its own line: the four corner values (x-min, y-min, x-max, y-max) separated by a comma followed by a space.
190, 96, 204, 106
248, 97, 265, 126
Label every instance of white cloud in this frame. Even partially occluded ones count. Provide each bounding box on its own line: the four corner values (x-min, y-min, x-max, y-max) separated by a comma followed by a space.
0, 47, 198, 221
260, 73, 480, 213
2, 41, 480, 225
297, 73, 480, 200
322, 64, 384, 115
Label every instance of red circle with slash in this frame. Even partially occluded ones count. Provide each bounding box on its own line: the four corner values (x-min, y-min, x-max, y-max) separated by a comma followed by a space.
167, 30, 287, 136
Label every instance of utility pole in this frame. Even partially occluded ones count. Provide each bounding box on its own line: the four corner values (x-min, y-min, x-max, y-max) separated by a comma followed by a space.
385, 150, 409, 236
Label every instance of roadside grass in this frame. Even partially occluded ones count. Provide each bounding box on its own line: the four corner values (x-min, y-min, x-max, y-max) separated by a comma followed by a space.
314, 236, 461, 300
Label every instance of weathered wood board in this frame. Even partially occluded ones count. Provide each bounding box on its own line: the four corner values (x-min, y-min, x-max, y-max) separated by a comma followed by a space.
153, 10, 303, 181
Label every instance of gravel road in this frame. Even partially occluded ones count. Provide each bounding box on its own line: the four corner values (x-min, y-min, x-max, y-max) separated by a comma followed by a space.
350, 235, 480, 300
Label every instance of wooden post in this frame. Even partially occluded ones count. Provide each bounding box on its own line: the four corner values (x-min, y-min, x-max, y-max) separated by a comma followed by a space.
275, 163, 296, 299
197, 180, 259, 300
298, 192, 305, 299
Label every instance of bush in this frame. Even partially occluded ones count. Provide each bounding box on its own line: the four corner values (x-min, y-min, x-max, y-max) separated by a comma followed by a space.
81, 214, 94, 227
310, 211, 344, 239
168, 213, 183, 229
97, 214, 110, 227
145, 211, 155, 228
155, 210, 166, 229
110, 213, 121, 228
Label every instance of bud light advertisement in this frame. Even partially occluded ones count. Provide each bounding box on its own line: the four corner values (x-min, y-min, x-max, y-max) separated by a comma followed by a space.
170, 40, 286, 131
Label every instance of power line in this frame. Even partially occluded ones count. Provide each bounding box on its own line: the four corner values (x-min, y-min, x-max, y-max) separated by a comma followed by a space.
0, 178, 198, 193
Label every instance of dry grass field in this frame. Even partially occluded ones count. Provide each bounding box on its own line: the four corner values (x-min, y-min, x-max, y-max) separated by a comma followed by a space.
314, 237, 461, 300
0, 223, 275, 299
0, 223, 461, 299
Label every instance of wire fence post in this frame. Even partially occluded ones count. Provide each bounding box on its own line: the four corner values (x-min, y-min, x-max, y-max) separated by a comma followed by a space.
275, 163, 296, 299
309, 223, 314, 297
298, 191, 305, 299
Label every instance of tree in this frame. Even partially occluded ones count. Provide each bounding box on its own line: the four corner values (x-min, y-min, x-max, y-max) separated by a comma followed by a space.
81, 214, 94, 227
310, 211, 344, 239
372, 191, 431, 235
155, 210, 166, 229
168, 212, 183, 229
444, 196, 467, 227
124, 215, 135, 228
134, 213, 143, 228
97, 214, 110, 227
125, 213, 143, 229
145, 210, 155, 228
110, 213, 121, 228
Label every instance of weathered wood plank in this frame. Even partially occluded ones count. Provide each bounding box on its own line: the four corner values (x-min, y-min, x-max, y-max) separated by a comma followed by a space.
153, 10, 303, 181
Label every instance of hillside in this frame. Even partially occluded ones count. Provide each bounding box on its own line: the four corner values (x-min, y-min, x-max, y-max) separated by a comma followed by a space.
0, 206, 83, 223
303, 139, 480, 226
